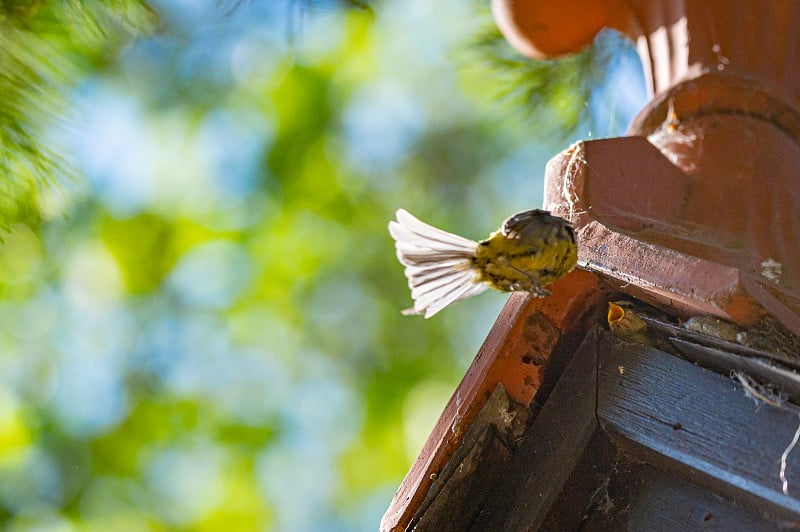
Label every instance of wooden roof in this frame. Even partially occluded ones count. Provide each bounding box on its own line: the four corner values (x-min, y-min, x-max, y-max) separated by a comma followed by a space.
383, 2, 800, 529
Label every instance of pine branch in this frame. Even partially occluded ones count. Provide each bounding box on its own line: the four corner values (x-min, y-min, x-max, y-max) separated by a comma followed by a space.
467, 25, 602, 141
0, 0, 157, 225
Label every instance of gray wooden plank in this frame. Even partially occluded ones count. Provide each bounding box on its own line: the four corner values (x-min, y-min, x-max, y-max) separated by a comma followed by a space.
414, 425, 511, 532
597, 333, 800, 523
471, 328, 602, 531
671, 337, 800, 403
627, 470, 779, 531
641, 315, 800, 371
411, 384, 531, 530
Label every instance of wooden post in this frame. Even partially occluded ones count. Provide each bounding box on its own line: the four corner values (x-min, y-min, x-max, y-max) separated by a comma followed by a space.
495, 0, 800, 332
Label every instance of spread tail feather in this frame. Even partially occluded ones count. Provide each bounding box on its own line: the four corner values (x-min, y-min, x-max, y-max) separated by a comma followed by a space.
389, 209, 487, 318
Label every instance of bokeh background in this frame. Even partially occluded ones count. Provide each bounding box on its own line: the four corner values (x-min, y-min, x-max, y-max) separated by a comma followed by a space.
0, 0, 646, 529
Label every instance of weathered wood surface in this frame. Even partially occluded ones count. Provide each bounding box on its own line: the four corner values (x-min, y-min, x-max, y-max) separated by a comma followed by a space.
381, 271, 608, 532
470, 328, 601, 531
456, 328, 800, 530
411, 385, 531, 531
413, 425, 511, 532
598, 334, 800, 521
626, 470, 780, 531
641, 314, 800, 371
670, 338, 800, 403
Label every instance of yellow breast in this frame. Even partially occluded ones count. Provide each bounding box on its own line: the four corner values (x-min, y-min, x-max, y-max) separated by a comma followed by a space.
473, 222, 577, 293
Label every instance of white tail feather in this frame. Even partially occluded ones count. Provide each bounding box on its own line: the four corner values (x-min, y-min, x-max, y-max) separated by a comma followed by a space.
423, 279, 488, 318
389, 209, 487, 318
394, 209, 477, 251
408, 268, 464, 289
390, 224, 473, 253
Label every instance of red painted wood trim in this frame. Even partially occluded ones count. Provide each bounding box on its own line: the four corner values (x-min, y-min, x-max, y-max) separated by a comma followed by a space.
380, 269, 606, 531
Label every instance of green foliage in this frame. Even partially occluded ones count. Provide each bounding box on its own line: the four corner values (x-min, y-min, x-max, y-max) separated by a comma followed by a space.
0, 0, 156, 226
0, 0, 643, 529
465, 25, 605, 142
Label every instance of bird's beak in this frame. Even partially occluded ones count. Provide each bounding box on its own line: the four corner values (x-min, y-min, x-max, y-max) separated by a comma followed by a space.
607, 302, 625, 326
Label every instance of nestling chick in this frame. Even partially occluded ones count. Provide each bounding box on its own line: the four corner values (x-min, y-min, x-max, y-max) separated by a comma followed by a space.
388, 208, 578, 318
607, 301, 650, 344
